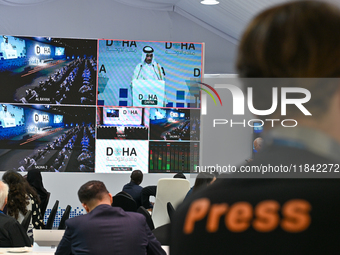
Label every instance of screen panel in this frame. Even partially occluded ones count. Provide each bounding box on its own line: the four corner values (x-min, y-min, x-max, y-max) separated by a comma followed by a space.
0, 36, 97, 106
97, 40, 202, 108
0, 36, 202, 173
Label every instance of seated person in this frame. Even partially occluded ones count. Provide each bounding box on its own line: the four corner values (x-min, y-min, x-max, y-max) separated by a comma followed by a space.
0, 181, 31, 247
122, 170, 144, 208
2, 170, 45, 242
56, 180, 165, 255
184, 172, 216, 200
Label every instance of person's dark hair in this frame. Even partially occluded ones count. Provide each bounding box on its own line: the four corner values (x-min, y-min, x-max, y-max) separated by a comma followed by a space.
193, 172, 215, 193
237, 1, 340, 78
78, 180, 109, 204
130, 170, 143, 185
27, 169, 44, 190
2, 170, 40, 219
27, 169, 48, 197
236, 1, 340, 119
173, 172, 186, 179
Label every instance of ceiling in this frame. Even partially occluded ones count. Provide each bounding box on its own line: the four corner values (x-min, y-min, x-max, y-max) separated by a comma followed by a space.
174, 0, 288, 43
109, 0, 293, 44
1, 0, 338, 73
2, 0, 339, 45
0, 0, 291, 44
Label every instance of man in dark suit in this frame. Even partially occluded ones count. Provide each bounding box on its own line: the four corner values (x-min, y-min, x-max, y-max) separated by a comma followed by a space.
56, 180, 165, 255
122, 170, 144, 208
171, 1, 340, 254
0, 181, 31, 247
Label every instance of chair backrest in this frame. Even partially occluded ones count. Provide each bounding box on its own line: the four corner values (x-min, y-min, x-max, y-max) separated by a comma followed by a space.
151, 178, 190, 228
40, 192, 50, 218
137, 206, 155, 230
21, 210, 32, 232
112, 193, 137, 212
167, 202, 175, 222
58, 205, 71, 230
45, 200, 59, 229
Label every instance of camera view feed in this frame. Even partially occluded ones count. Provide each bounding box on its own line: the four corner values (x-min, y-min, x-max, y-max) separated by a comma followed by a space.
96, 107, 149, 140
149, 142, 199, 173
0, 104, 96, 172
150, 108, 200, 141
97, 40, 202, 108
0, 36, 97, 105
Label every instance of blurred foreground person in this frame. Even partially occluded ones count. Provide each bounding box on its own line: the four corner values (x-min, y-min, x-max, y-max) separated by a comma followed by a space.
171, 1, 340, 254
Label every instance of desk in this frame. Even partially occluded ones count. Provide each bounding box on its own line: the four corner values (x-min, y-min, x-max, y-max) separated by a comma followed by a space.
0, 243, 55, 254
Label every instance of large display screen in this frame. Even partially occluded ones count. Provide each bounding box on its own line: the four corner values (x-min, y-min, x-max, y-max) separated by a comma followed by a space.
0, 104, 25, 128
0, 36, 97, 105
97, 40, 202, 108
55, 47, 65, 56
0, 36, 202, 173
0, 35, 26, 60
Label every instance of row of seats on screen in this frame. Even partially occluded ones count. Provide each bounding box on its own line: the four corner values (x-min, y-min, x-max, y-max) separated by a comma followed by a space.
17, 126, 80, 172
79, 59, 96, 104
0, 56, 27, 72
0, 125, 25, 140
20, 57, 96, 105
17, 125, 95, 172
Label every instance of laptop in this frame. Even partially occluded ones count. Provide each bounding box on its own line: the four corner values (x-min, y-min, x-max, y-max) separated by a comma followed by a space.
33, 229, 65, 247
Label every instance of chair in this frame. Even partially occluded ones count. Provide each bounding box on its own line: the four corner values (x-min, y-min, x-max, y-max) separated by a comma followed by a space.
40, 192, 50, 219
141, 185, 157, 209
152, 223, 171, 245
58, 205, 71, 230
167, 202, 175, 222
21, 210, 32, 232
151, 178, 190, 228
137, 206, 155, 230
45, 200, 59, 229
112, 192, 137, 212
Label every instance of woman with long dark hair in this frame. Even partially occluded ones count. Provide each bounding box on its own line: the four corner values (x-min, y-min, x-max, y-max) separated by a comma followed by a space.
2, 170, 45, 242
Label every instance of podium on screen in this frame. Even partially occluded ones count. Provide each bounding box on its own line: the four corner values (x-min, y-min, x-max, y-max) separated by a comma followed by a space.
132, 80, 165, 107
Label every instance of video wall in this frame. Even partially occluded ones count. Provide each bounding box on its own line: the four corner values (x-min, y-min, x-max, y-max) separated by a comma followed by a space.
0, 36, 202, 173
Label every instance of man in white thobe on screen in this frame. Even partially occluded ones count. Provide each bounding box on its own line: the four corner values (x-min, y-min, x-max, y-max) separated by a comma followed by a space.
131, 46, 167, 106
132, 46, 165, 81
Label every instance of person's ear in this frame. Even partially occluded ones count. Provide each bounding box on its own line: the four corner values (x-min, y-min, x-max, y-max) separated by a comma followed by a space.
82, 203, 90, 213
109, 193, 113, 205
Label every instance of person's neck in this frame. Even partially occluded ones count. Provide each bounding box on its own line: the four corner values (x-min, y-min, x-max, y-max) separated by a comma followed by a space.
87, 201, 111, 212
